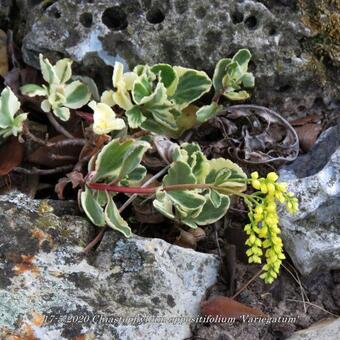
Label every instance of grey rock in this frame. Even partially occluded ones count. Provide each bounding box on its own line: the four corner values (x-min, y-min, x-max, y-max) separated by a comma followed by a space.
280, 123, 340, 179
279, 123, 340, 276
286, 318, 340, 340
0, 0, 12, 26
21, 0, 339, 119
0, 192, 219, 339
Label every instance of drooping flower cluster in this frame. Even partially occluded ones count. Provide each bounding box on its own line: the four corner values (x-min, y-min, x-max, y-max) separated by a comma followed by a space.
244, 171, 298, 284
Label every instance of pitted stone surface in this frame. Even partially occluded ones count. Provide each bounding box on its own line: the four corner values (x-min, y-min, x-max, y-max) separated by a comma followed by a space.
22, 0, 340, 119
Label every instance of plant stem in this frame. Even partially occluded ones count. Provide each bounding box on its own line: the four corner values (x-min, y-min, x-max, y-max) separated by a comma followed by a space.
75, 110, 94, 122
118, 165, 170, 212
46, 111, 74, 139
23, 124, 48, 146
82, 166, 170, 254
23, 124, 85, 148
88, 182, 211, 194
48, 138, 86, 148
14, 165, 74, 175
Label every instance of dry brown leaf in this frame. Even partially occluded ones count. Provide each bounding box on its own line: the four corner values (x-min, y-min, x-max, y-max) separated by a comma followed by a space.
200, 296, 267, 318
174, 229, 197, 249
55, 171, 84, 199
294, 123, 323, 152
189, 227, 206, 241
291, 114, 322, 126
0, 29, 8, 77
132, 199, 165, 224
0, 137, 24, 176
196, 105, 299, 164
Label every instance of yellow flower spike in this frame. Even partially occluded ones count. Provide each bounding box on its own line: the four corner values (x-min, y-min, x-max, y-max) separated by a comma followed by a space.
260, 183, 268, 194
245, 171, 295, 284
278, 253, 286, 260
252, 179, 261, 189
275, 192, 285, 203
246, 249, 253, 256
267, 172, 279, 182
276, 182, 288, 192
254, 213, 263, 222
267, 183, 276, 194
266, 201, 277, 212
262, 239, 271, 248
249, 234, 256, 244
251, 171, 259, 179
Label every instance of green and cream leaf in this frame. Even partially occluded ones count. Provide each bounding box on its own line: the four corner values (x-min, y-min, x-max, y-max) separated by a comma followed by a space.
80, 187, 106, 227
104, 195, 132, 237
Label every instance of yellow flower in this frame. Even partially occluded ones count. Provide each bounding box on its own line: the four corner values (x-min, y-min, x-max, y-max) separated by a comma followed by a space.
267, 172, 278, 182
100, 62, 138, 111
89, 100, 126, 135
112, 62, 137, 111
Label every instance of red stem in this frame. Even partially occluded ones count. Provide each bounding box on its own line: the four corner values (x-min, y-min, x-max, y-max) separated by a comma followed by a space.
88, 182, 211, 193
88, 182, 157, 193
76, 110, 94, 122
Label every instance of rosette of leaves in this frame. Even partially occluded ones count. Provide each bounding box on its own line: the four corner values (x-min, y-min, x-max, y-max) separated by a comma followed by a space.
80, 138, 151, 237
21, 54, 91, 121
0, 87, 27, 139
153, 143, 247, 229
196, 49, 255, 123
125, 63, 212, 137
213, 49, 254, 101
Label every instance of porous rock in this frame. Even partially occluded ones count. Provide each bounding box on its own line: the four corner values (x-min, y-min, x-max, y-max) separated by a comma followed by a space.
0, 192, 219, 339
21, 0, 340, 119
0, 0, 12, 27
279, 123, 340, 276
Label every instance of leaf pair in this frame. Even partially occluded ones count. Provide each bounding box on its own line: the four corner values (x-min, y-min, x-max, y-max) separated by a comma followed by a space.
195, 49, 255, 123
153, 143, 247, 228
21, 54, 91, 121
0, 87, 27, 138
213, 49, 254, 101
127, 63, 212, 137
81, 138, 150, 236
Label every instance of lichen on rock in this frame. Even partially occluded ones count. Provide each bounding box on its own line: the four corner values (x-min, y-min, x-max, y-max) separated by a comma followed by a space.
0, 192, 219, 339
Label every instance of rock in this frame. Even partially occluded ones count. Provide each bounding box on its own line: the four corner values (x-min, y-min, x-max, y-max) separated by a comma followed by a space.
279, 123, 340, 276
0, 0, 12, 27
0, 192, 219, 339
21, 0, 340, 119
286, 318, 340, 340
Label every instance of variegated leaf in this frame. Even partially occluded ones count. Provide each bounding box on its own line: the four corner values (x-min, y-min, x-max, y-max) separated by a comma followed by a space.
53, 107, 70, 121
20, 84, 47, 97
94, 139, 134, 182
171, 67, 212, 109
126, 106, 146, 129
80, 187, 105, 226
64, 81, 91, 109
104, 194, 132, 237
55, 58, 73, 84
196, 102, 220, 123
212, 58, 231, 93
151, 64, 178, 96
